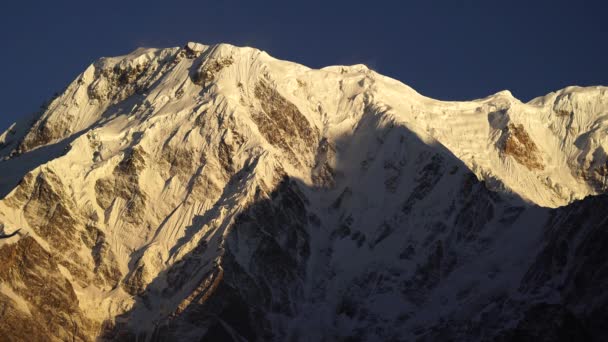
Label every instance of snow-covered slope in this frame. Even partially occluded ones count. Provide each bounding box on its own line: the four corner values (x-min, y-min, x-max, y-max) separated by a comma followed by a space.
0, 42, 606, 341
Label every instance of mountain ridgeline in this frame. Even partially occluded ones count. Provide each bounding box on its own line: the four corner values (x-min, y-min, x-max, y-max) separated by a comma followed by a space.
0, 42, 607, 341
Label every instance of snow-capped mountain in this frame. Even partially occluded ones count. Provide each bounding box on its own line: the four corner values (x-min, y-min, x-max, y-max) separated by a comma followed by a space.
0, 42, 606, 341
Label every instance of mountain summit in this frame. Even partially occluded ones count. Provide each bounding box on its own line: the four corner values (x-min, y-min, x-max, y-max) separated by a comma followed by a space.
0, 42, 606, 341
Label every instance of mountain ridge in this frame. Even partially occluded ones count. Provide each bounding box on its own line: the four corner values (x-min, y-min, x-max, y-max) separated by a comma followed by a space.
0, 42, 606, 341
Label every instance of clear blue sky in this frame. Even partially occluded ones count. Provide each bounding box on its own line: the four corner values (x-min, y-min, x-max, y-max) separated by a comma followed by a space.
0, 0, 606, 131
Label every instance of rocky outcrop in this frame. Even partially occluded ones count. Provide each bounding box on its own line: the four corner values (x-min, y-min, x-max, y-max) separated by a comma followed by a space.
87, 56, 160, 103
191, 56, 234, 87
253, 81, 319, 167
82, 225, 123, 289
500, 123, 544, 170
18, 114, 75, 153
22, 170, 80, 252
0, 237, 96, 341
95, 147, 148, 225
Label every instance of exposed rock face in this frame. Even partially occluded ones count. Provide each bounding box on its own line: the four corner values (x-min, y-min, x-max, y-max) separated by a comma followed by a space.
252, 80, 319, 167
82, 224, 123, 289
22, 169, 80, 251
0, 42, 607, 341
0, 237, 96, 341
18, 114, 75, 153
192, 56, 234, 87
95, 147, 148, 225
501, 123, 545, 170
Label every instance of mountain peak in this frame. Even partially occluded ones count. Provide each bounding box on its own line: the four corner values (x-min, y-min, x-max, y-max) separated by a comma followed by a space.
0, 43, 607, 341
185, 41, 206, 53
493, 89, 514, 98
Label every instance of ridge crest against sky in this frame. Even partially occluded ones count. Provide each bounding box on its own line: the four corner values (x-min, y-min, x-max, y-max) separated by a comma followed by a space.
0, 0, 606, 130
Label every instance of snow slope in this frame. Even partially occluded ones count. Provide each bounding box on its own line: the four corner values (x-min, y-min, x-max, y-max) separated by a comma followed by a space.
0, 42, 606, 341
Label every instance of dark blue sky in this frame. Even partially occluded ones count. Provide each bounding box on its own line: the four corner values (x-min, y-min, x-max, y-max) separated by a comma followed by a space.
1, 0, 606, 131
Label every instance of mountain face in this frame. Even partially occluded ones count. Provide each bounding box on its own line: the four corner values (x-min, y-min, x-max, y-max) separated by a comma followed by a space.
0, 42, 607, 341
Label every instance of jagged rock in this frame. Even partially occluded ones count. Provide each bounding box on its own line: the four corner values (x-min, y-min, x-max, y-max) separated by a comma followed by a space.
192, 56, 234, 86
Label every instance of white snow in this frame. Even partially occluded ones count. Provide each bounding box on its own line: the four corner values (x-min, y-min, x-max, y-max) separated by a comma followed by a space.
0, 41, 606, 339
